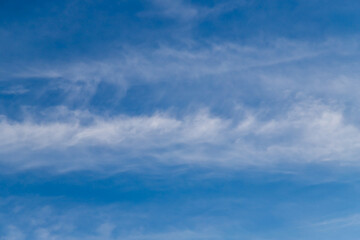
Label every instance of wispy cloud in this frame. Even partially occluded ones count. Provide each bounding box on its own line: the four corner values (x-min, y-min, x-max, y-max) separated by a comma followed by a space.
12, 38, 325, 83
2, 35, 360, 173
3, 37, 335, 108
9, 36, 359, 95
141, 0, 247, 22
144, 0, 199, 21
0, 109, 225, 150
1, 99, 360, 172
310, 214, 360, 230
0, 197, 226, 240
0, 85, 29, 95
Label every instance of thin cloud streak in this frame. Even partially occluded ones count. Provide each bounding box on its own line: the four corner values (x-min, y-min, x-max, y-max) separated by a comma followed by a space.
8, 38, 336, 84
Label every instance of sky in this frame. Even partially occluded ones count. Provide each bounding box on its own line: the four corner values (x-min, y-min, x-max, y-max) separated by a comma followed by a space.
1, 0, 360, 239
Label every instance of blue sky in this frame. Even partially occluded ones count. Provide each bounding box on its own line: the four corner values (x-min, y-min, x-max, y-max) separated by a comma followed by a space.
2, 0, 360, 239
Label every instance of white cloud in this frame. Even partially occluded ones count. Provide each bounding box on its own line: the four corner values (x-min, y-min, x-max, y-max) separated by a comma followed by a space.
9, 36, 360, 98
0, 198, 225, 240
0, 109, 225, 151
141, 0, 249, 23
3, 37, 360, 172
310, 214, 360, 230
11, 38, 326, 83
6, 37, 360, 110
0, 85, 28, 95
146, 0, 199, 21
1, 100, 360, 172
2, 226, 25, 240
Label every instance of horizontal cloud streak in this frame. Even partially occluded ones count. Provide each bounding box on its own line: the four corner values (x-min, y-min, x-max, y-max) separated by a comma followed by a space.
10, 37, 347, 84
0, 110, 226, 150
1, 99, 360, 172
6, 37, 360, 113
